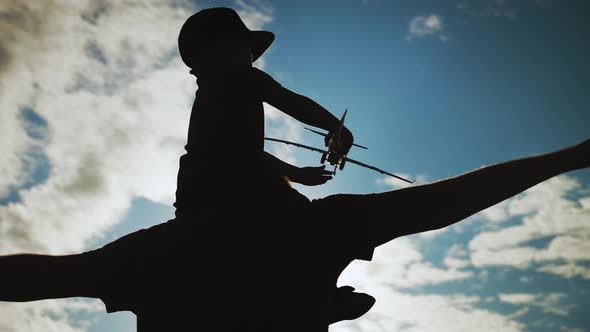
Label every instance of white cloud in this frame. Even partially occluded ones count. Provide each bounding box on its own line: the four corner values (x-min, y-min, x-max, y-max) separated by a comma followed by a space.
507, 307, 529, 320
407, 14, 448, 42
409, 14, 443, 36
0, 299, 102, 332
560, 326, 585, 332
498, 292, 572, 316
341, 237, 472, 291
498, 293, 537, 304
477, 198, 512, 223
537, 262, 590, 280
471, 245, 538, 268
469, 175, 590, 270
332, 291, 524, 332
264, 103, 302, 165
468, 176, 590, 271
444, 244, 470, 269
235, 0, 274, 30
342, 254, 495, 331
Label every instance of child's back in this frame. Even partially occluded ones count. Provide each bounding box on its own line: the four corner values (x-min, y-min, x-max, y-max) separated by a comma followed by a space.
174, 66, 294, 215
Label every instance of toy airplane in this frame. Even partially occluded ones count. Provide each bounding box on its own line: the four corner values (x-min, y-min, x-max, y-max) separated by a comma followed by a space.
265, 109, 414, 184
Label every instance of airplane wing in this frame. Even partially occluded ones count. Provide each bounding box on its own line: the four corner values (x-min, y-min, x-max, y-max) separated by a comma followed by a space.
265, 136, 413, 184
304, 127, 328, 137
344, 157, 415, 184
264, 137, 328, 154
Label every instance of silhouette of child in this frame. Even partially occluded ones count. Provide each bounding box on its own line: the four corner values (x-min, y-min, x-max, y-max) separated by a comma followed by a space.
170, 7, 377, 328
1, 7, 589, 332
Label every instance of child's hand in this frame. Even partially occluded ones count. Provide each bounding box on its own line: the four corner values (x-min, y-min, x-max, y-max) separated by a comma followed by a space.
290, 165, 333, 186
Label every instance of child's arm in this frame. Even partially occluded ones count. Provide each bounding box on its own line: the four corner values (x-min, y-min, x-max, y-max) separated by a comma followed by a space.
263, 152, 332, 186
263, 84, 354, 154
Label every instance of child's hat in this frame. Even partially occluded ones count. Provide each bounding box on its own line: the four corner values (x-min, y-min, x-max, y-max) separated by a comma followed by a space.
178, 7, 275, 68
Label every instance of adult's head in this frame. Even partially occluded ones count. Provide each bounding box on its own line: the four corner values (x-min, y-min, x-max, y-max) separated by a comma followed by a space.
178, 7, 274, 74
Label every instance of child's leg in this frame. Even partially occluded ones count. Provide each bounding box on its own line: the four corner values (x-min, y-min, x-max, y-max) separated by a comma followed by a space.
0, 252, 100, 302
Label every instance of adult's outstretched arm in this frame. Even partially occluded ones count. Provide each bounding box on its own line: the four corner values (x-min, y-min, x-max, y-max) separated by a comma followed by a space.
370, 139, 589, 247
0, 253, 99, 302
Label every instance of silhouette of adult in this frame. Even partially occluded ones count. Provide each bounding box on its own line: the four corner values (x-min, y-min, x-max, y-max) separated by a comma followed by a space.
0, 7, 589, 332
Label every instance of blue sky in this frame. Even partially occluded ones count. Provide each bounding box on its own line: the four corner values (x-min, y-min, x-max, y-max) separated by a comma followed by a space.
0, 1, 588, 331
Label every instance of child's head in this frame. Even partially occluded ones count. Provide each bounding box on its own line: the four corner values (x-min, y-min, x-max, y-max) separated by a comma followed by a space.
178, 7, 274, 75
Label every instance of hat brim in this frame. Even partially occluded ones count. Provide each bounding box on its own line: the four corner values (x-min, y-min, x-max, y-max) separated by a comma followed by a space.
250, 31, 274, 62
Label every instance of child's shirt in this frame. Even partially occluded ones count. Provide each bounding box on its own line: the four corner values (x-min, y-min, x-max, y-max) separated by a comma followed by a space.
174, 66, 294, 215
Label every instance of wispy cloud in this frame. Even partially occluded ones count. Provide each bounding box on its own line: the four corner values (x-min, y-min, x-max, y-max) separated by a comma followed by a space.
407, 14, 449, 42
498, 292, 537, 304
468, 176, 590, 275
444, 244, 471, 269
349, 238, 474, 289
537, 262, 590, 279
264, 103, 302, 164
0, 299, 102, 332
336, 237, 518, 331
457, 0, 517, 19
334, 290, 524, 332
235, 0, 274, 30
499, 292, 573, 316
